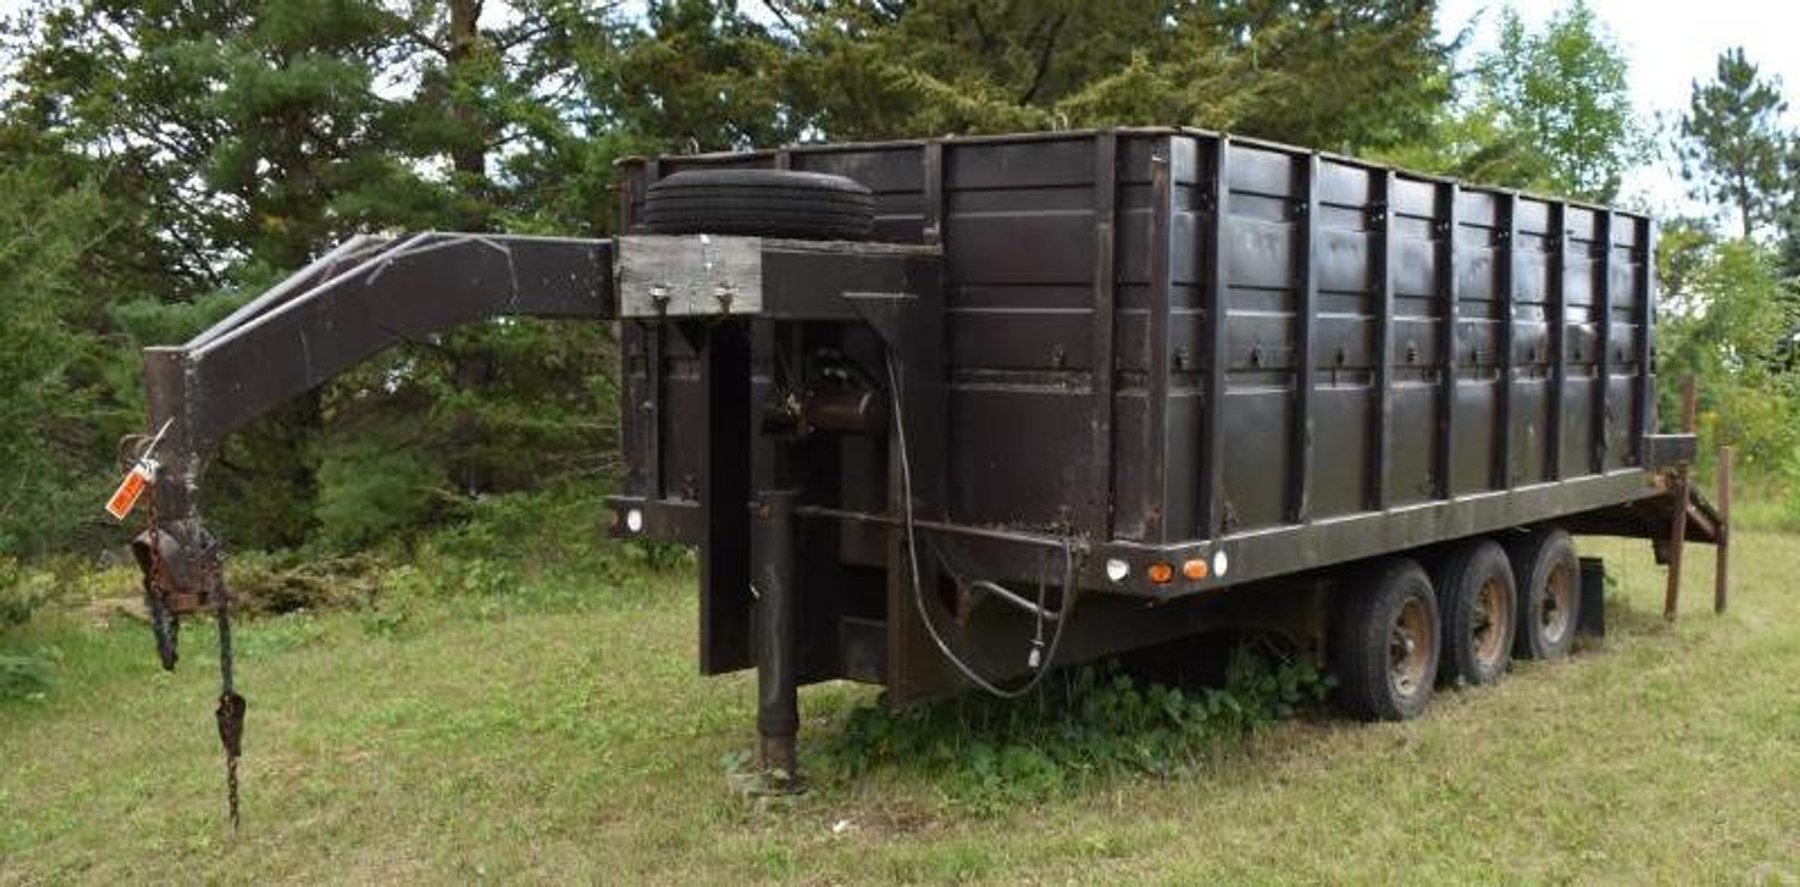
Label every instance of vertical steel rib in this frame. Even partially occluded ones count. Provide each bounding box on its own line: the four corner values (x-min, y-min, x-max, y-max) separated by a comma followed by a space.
1202, 137, 1232, 541
1147, 137, 1175, 542
643, 158, 665, 497
1593, 210, 1614, 474
1496, 192, 1517, 489
1548, 202, 1567, 481
1089, 132, 1119, 537
922, 141, 945, 246
1636, 218, 1657, 457
1369, 170, 1396, 511
1287, 154, 1320, 523
1437, 182, 1461, 500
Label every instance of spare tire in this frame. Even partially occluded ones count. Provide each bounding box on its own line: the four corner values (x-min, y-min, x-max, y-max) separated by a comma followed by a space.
638, 169, 876, 241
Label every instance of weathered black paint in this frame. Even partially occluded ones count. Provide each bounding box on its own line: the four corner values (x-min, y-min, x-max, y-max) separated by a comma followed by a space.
135, 128, 1691, 718
751, 488, 801, 774
611, 128, 1681, 702
623, 133, 1659, 535
698, 322, 753, 674
140, 232, 616, 567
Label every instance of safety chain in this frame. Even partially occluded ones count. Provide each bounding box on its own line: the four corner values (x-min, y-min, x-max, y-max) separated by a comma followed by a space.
142, 488, 181, 671
125, 434, 246, 831
208, 544, 245, 832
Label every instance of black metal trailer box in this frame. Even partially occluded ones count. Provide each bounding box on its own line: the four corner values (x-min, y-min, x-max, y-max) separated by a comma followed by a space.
608, 129, 1679, 701
135, 128, 1715, 783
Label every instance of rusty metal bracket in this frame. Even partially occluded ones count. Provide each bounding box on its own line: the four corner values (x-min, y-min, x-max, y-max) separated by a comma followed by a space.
1643, 433, 1698, 470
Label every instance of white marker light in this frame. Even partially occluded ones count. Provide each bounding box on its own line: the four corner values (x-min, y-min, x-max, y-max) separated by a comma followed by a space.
1105, 558, 1130, 582
1212, 549, 1230, 578
625, 508, 645, 533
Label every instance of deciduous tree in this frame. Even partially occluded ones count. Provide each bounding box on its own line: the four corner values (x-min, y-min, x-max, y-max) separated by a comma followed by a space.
1389, 1, 1640, 202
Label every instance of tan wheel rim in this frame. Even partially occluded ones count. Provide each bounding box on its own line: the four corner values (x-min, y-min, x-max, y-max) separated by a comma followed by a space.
1390, 596, 1432, 698
1541, 561, 1574, 645
1473, 576, 1509, 668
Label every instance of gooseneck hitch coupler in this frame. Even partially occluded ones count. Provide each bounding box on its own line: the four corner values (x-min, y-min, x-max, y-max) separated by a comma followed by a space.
128, 232, 619, 654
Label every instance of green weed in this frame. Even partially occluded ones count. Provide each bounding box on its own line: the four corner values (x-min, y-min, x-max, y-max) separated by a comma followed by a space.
0, 649, 55, 701
233, 611, 330, 658
0, 558, 57, 627
824, 647, 1331, 810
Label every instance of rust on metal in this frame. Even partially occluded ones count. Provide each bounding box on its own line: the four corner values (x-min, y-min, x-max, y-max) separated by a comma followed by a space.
1474, 575, 1509, 670
1390, 595, 1432, 700
1543, 558, 1576, 647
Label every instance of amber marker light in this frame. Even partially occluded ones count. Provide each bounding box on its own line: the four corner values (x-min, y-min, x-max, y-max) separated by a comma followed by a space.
1182, 558, 1209, 581
1147, 562, 1175, 584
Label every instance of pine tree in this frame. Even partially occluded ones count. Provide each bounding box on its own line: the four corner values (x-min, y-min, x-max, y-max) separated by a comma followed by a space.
1679, 47, 1792, 240
768, 0, 1450, 151
0, 1, 626, 550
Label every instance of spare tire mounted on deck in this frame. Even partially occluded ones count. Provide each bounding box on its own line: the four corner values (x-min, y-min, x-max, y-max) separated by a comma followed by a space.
638, 168, 877, 241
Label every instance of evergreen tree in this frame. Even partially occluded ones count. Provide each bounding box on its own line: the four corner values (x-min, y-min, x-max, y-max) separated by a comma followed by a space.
769, 0, 1450, 151
0, 1, 626, 551
1678, 47, 1792, 240
1219, 0, 1448, 152
0, 162, 122, 557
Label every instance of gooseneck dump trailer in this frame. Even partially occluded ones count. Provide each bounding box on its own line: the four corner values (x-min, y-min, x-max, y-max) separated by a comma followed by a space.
130, 129, 1719, 785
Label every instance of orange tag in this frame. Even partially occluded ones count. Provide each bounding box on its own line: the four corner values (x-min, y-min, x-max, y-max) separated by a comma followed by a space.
105, 461, 156, 521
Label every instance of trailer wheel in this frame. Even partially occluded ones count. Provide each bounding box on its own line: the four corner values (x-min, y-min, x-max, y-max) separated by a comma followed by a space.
1432, 540, 1516, 687
1332, 558, 1440, 721
1507, 528, 1581, 660
638, 169, 876, 241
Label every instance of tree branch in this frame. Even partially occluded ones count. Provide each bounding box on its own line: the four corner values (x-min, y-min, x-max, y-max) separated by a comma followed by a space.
761, 1, 803, 41
400, 23, 449, 58
493, 20, 558, 53
968, 1, 994, 56
1017, 10, 1070, 106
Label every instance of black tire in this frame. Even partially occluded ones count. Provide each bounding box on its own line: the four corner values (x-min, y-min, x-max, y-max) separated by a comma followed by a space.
1331, 558, 1440, 721
638, 168, 876, 241
1507, 528, 1581, 660
1432, 539, 1517, 687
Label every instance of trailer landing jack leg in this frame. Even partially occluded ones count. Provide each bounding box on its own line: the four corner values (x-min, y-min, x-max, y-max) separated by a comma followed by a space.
752, 488, 801, 791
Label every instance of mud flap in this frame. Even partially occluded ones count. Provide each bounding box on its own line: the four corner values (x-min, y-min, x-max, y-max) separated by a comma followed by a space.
1578, 556, 1606, 638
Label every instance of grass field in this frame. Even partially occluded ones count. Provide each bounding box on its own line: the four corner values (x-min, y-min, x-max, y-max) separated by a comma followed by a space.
4, 529, 1798, 883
